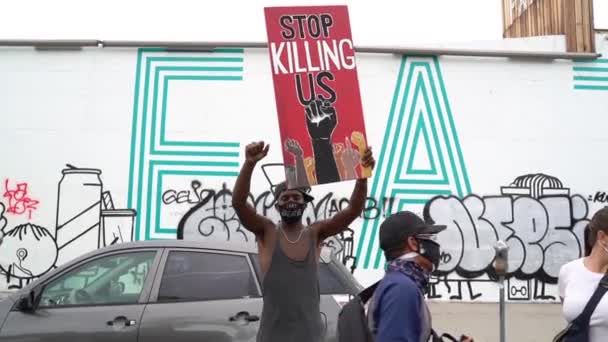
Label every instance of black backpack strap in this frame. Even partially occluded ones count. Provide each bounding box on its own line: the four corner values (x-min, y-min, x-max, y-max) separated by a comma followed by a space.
573, 273, 608, 326
440, 333, 459, 342
430, 329, 442, 342
430, 328, 459, 342
358, 280, 381, 304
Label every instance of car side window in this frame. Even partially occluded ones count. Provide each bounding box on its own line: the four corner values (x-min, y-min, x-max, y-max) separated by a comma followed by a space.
39, 251, 156, 308
157, 251, 259, 302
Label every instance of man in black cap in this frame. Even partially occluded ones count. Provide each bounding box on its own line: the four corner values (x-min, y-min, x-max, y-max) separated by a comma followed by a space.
232, 140, 375, 342
368, 210, 474, 342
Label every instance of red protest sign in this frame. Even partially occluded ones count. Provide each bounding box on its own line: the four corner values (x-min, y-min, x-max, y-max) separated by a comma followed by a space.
264, 5, 370, 189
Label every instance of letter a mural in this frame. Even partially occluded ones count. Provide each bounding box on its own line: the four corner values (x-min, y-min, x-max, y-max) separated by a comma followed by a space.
356, 56, 472, 269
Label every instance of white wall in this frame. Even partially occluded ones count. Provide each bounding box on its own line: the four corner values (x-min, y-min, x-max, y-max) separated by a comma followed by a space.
0, 33, 607, 301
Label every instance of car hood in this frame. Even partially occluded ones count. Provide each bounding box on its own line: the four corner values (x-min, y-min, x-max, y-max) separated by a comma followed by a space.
0, 295, 16, 331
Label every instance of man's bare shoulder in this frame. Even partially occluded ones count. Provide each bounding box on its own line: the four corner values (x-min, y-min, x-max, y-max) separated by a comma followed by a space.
257, 223, 278, 248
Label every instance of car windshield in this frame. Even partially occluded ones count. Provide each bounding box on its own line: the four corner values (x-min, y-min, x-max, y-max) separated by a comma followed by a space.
248, 254, 356, 295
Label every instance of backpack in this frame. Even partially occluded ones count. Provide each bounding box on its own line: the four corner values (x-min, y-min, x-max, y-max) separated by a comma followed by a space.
337, 281, 379, 342
337, 281, 462, 342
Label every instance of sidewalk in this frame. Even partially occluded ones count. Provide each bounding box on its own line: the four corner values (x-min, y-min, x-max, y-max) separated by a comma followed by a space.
429, 302, 565, 342
0, 291, 564, 341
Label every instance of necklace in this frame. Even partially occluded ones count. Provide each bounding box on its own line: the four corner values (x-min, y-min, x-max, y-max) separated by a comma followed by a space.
280, 223, 305, 244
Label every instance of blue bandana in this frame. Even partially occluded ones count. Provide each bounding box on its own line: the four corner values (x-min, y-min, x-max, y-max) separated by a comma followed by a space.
386, 258, 430, 294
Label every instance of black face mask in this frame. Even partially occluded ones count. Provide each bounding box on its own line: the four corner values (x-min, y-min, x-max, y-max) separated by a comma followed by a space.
278, 202, 306, 224
417, 238, 441, 270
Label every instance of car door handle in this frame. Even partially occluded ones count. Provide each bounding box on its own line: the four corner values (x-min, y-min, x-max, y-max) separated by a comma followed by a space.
107, 316, 137, 327
229, 311, 260, 322
245, 315, 260, 322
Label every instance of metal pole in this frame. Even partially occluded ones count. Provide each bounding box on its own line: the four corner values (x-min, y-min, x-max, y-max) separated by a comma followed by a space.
494, 240, 509, 342
0, 39, 602, 60
499, 275, 506, 342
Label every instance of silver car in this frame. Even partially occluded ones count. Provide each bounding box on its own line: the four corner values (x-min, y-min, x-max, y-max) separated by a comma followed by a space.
0, 240, 362, 341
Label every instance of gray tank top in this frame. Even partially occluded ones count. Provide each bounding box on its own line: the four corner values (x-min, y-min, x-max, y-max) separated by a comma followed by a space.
256, 227, 323, 342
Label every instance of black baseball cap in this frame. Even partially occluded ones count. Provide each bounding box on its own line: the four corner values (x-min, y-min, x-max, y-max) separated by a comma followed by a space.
272, 181, 314, 203
379, 211, 446, 251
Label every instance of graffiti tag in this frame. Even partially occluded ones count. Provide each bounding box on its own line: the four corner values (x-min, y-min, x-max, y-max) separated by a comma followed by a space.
3, 179, 39, 219
588, 191, 608, 204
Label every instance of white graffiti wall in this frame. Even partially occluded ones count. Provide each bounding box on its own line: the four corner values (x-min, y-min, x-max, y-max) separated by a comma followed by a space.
1, 33, 607, 302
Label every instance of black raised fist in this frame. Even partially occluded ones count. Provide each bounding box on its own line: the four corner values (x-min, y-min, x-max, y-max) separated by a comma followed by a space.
305, 96, 337, 140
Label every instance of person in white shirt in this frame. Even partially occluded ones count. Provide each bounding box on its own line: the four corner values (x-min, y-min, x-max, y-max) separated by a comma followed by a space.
558, 206, 608, 341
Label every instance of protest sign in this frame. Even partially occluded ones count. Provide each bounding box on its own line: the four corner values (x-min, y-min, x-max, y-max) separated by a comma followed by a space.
264, 5, 370, 189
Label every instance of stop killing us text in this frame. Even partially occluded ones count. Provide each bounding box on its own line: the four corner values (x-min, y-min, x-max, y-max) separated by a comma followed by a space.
269, 13, 356, 105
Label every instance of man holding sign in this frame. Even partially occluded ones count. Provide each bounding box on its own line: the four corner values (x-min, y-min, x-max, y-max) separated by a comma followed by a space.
233, 6, 375, 341
232, 141, 374, 342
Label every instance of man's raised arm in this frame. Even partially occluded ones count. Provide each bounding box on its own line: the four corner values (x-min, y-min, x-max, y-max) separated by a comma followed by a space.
232, 141, 274, 237
316, 147, 375, 241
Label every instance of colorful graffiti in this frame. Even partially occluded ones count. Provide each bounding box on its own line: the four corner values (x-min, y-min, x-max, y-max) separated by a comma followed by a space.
3, 179, 39, 220
168, 171, 592, 301
0, 171, 592, 299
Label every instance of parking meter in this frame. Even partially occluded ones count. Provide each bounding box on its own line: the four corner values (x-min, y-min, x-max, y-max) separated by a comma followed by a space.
493, 240, 509, 276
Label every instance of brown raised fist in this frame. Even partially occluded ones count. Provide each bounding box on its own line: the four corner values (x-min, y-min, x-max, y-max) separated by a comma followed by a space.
245, 141, 269, 164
